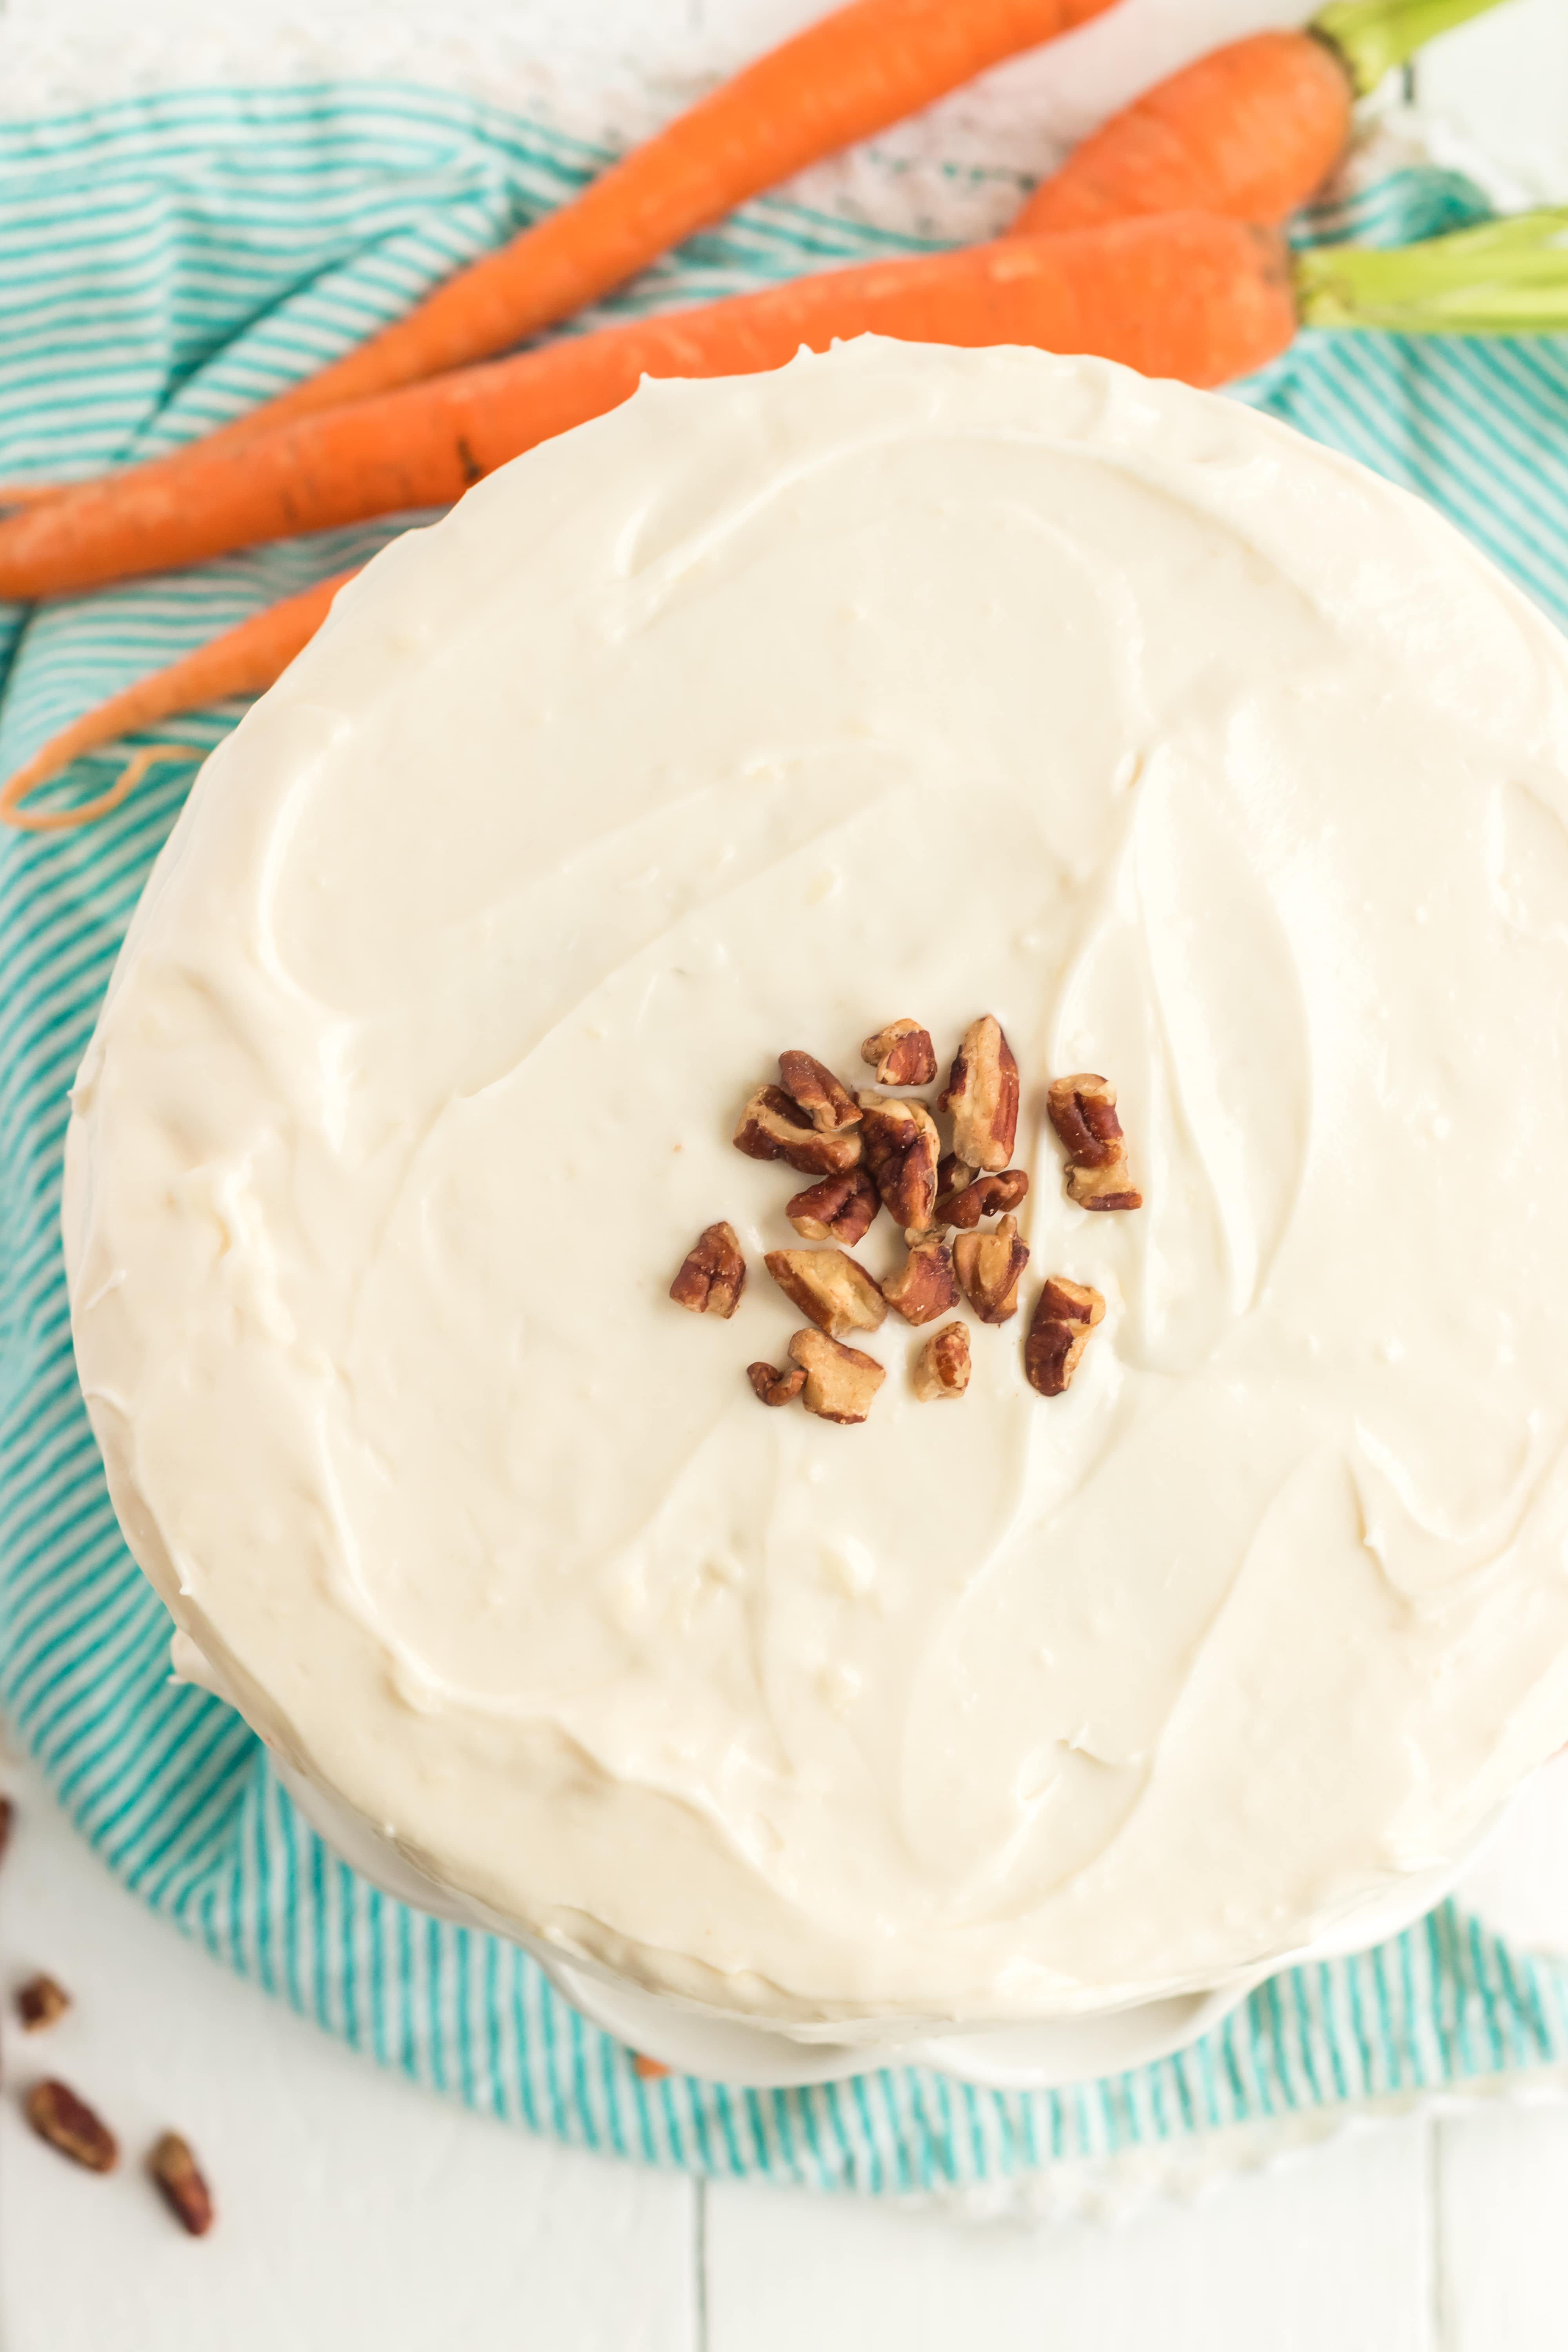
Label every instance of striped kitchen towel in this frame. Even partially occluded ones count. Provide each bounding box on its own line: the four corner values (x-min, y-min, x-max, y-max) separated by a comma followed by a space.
4, 84, 1568, 2209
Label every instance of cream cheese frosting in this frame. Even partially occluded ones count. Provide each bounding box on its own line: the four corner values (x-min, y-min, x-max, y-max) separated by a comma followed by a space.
63, 338, 1568, 2027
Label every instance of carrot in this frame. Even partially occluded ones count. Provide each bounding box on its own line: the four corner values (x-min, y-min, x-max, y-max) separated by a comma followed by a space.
118, 0, 1118, 466
1010, 0, 1506, 236
0, 218, 1296, 603
0, 569, 355, 831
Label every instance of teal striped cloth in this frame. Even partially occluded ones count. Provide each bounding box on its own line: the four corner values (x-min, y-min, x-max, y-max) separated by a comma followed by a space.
5, 86, 1568, 2198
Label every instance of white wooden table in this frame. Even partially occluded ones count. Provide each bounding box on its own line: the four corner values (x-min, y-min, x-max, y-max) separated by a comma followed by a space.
2, 0, 1567, 2343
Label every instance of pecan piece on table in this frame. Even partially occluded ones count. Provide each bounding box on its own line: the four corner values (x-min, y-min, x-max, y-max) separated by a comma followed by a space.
1024, 1275, 1106, 1397
938, 1016, 1019, 1172
25, 2080, 118, 2173
765, 1247, 886, 1340
855, 1094, 940, 1234
733, 1084, 862, 1176
942, 1167, 1029, 1231
0, 1794, 13, 1873
777, 1049, 863, 1134
16, 1973, 70, 2031
747, 1359, 806, 1408
933, 1154, 975, 1225
787, 1328, 886, 1425
669, 1221, 746, 1317
881, 1235, 958, 1327
860, 1019, 937, 1089
148, 2131, 215, 2237
953, 1213, 1030, 1325
912, 1321, 971, 1401
785, 1166, 879, 1246
1046, 1073, 1142, 1211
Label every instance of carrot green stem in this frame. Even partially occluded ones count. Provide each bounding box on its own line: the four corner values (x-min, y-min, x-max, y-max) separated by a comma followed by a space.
1314, 0, 1509, 97
1295, 208, 1568, 334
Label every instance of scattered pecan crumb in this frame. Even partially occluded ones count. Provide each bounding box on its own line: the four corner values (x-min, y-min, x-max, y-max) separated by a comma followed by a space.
882, 1235, 958, 1327
913, 1321, 971, 1401
785, 1167, 879, 1246
669, 1221, 746, 1317
856, 1094, 940, 1232
1024, 1276, 1107, 1396
787, 1328, 887, 1425
0, 1795, 13, 1873
16, 1973, 70, 2032
631, 2053, 671, 2080
733, 1084, 862, 1176
1046, 1074, 1142, 1211
747, 1359, 806, 1407
148, 2131, 214, 2236
764, 1247, 887, 1339
25, 2080, 118, 2172
860, 1019, 937, 1088
942, 1167, 1030, 1230
953, 1213, 1030, 1325
777, 1050, 862, 1134
938, 1016, 1019, 1172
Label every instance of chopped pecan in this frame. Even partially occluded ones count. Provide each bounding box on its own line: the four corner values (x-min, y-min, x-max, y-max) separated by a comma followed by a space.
860, 1019, 937, 1089
777, 1049, 862, 1134
1024, 1275, 1106, 1396
765, 1247, 887, 1339
943, 1167, 1030, 1230
148, 2131, 214, 2237
669, 1221, 746, 1317
856, 1094, 940, 1233
25, 2080, 118, 2172
16, 1973, 70, 2031
938, 1016, 1019, 1172
785, 1167, 879, 1246
953, 1213, 1030, 1325
913, 1321, 971, 1401
747, 1359, 806, 1407
881, 1235, 958, 1326
787, 1328, 886, 1425
734, 1084, 862, 1176
1046, 1073, 1142, 1211
934, 1154, 976, 1224
0, 1795, 12, 1873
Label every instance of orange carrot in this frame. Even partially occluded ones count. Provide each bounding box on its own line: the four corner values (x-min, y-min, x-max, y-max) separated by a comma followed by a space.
1009, 0, 1506, 236
125, 0, 1118, 464
0, 570, 355, 831
1011, 32, 1350, 236
0, 218, 1294, 603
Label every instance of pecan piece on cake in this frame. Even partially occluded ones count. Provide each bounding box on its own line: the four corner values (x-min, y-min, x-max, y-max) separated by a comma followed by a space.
16, 1973, 70, 2031
777, 1050, 863, 1135
942, 1167, 1030, 1231
785, 1166, 879, 1246
25, 2080, 118, 2173
912, 1321, 971, 1401
787, 1328, 886, 1425
1024, 1275, 1106, 1397
855, 1094, 940, 1234
938, 1016, 1019, 1172
733, 1084, 862, 1176
952, 1213, 1030, 1325
747, 1359, 806, 1407
881, 1234, 958, 1327
669, 1222, 747, 1317
765, 1247, 887, 1339
860, 1018, 937, 1089
149, 2132, 215, 2237
1045, 1073, 1142, 1211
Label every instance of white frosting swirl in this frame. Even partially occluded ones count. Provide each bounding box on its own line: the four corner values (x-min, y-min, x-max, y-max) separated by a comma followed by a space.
64, 339, 1568, 2026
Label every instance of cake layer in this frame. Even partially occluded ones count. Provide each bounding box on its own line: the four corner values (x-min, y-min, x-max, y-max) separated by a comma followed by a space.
65, 339, 1568, 2024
